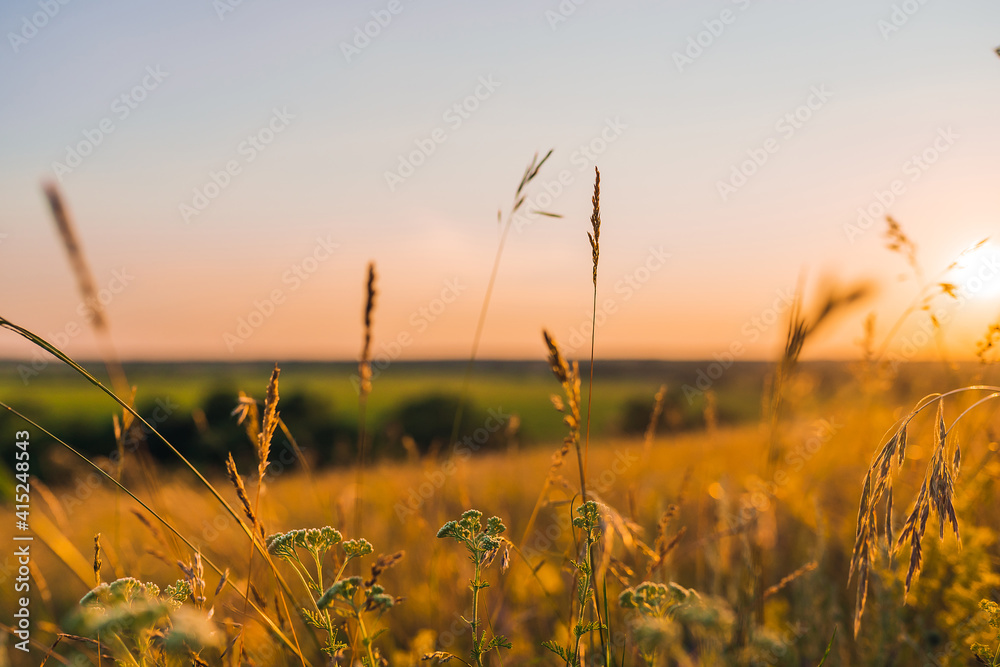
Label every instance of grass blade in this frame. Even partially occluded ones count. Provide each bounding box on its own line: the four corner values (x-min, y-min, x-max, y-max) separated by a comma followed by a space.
0, 402, 307, 664
816, 625, 837, 666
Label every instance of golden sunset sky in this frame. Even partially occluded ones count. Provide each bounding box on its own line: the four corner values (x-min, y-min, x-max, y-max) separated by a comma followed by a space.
1, 1, 999, 362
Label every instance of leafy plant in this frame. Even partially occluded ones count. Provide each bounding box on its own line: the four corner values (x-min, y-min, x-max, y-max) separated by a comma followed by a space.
432, 509, 511, 666
619, 581, 700, 666
78, 576, 221, 666
971, 599, 1000, 666
268, 527, 396, 663
542, 500, 606, 666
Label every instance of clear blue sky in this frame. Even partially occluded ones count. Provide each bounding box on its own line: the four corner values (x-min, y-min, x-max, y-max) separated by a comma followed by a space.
1, 0, 999, 361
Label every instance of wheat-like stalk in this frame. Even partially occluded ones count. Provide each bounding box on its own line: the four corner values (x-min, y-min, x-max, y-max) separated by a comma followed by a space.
44, 182, 137, 558
763, 560, 817, 600
872, 218, 987, 368
741, 279, 869, 648
765, 280, 870, 468
541, 329, 613, 661
884, 214, 920, 277
245, 368, 281, 542
976, 320, 1000, 363
359, 262, 376, 399
0, 317, 293, 574
583, 166, 601, 497
130, 508, 172, 560
543, 330, 583, 491
238, 367, 281, 650
588, 167, 600, 287
647, 521, 686, 578
850, 385, 1000, 636
0, 400, 305, 661
365, 550, 405, 588
41, 182, 131, 399
356, 262, 377, 551
93, 534, 102, 586
447, 151, 558, 449
258, 366, 280, 479
642, 384, 667, 460
226, 453, 260, 533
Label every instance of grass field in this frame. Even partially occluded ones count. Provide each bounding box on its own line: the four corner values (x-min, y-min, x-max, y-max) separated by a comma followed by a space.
0, 360, 769, 442
1, 160, 999, 667
5, 4, 1000, 665
0, 359, 773, 484
1, 353, 999, 666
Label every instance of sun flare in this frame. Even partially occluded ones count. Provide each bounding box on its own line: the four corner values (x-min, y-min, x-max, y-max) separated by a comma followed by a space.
947, 239, 1000, 302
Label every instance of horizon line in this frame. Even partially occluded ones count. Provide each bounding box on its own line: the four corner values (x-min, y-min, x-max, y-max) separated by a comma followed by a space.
0, 357, 983, 366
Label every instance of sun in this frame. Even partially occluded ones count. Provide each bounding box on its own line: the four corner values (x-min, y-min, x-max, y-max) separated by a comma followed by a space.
945, 239, 1000, 302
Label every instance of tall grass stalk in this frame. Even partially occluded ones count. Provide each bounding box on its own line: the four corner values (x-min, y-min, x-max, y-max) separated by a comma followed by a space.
739, 280, 868, 647
448, 151, 558, 450
356, 263, 376, 550
850, 385, 1000, 636
584, 166, 601, 497
541, 330, 609, 663
0, 317, 312, 664
871, 217, 988, 370
0, 401, 307, 663
584, 167, 610, 664
239, 366, 281, 660
41, 182, 130, 400
43, 182, 137, 560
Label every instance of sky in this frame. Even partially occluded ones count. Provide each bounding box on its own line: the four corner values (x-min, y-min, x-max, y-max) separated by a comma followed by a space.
1, 0, 999, 363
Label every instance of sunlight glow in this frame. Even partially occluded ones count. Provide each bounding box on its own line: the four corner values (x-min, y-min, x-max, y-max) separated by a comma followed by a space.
947, 239, 1000, 302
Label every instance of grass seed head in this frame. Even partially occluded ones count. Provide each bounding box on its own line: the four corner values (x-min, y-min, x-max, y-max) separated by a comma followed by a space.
93, 533, 102, 585
359, 262, 377, 397
588, 167, 601, 286
257, 365, 281, 478
226, 452, 258, 528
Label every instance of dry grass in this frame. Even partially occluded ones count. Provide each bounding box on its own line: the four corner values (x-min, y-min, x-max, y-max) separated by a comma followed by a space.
3, 389, 997, 664
543, 329, 584, 501
2, 177, 999, 666
850, 385, 1000, 637
42, 182, 131, 402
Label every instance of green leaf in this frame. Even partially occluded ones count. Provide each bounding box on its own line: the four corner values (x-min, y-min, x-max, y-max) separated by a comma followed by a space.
301, 609, 329, 630
541, 640, 569, 661
574, 621, 604, 637
816, 625, 837, 666
484, 635, 512, 651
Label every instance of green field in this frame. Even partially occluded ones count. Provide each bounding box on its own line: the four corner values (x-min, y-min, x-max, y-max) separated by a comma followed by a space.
0, 359, 771, 466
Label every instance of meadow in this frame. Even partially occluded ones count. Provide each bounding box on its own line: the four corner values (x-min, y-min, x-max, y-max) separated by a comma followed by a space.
1, 356, 999, 666
1, 163, 999, 667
